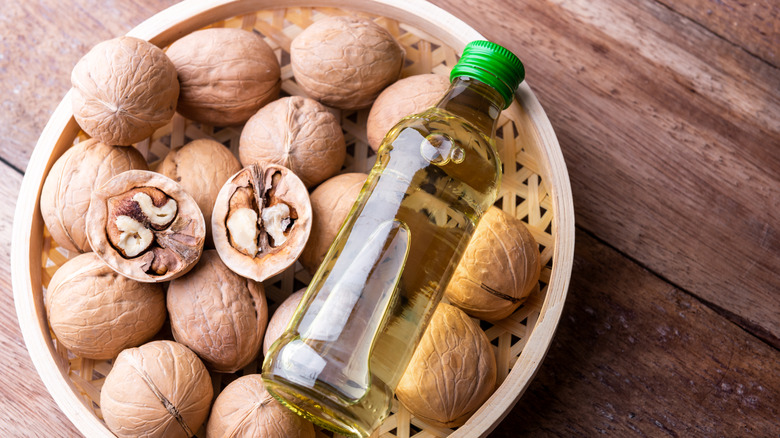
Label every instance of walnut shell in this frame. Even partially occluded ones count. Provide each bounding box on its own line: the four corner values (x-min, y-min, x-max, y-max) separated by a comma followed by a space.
167, 250, 267, 373
206, 374, 315, 438
71, 36, 179, 145
86, 170, 206, 282
445, 207, 541, 320
396, 303, 497, 428
262, 288, 306, 355
212, 163, 312, 282
366, 74, 450, 151
239, 96, 346, 188
40, 138, 148, 253
291, 16, 404, 110
157, 139, 242, 245
45, 252, 165, 360
299, 173, 367, 274
166, 28, 281, 126
101, 340, 213, 438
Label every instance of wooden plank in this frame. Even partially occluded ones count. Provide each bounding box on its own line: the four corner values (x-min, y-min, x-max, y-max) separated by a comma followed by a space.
0, 0, 179, 172
0, 164, 80, 437
491, 230, 780, 436
430, 0, 780, 346
656, 0, 778, 67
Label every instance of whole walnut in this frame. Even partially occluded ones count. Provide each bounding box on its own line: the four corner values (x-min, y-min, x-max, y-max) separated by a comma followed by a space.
41, 138, 148, 253
445, 207, 541, 320
166, 28, 281, 126
157, 139, 242, 245
45, 252, 165, 360
101, 340, 213, 438
206, 374, 315, 438
262, 288, 306, 355
396, 303, 497, 428
239, 96, 346, 188
291, 16, 404, 110
366, 74, 450, 151
167, 250, 267, 373
71, 36, 179, 145
299, 173, 367, 274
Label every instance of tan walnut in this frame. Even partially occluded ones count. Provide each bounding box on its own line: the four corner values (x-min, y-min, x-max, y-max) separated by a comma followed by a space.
167, 250, 267, 373
212, 163, 311, 282
262, 288, 306, 355
100, 340, 213, 438
206, 374, 315, 438
299, 172, 367, 274
86, 170, 205, 282
45, 252, 165, 360
157, 139, 242, 246
291, 16, 404, 110
396, 303, 497, 428
445, 207, 541, 320
367, 74, 451, 151
239, 96, 346, 188
165, 28, 281, 126
40, 138, 148, 253
71, 36, 179, 145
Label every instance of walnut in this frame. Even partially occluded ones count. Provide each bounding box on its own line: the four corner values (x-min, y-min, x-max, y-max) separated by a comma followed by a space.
212, 164, 311, 282
71, 36, 179, 146
167, 250, 267, 373
45, 252, 165, 360
262, 288, 306, 355
239, 96, 346, 188
206, 374, 315, 438
40, 138, 148, 253
86, 170, 205, 282
157, 139, 242, 246
165, 28, 281, 126
299, 173, 367, 274
366, 74, 450, 151
395, 303, 497, 428
291, 16, 404, 110
101, 340, 213, 438
445, 207, 541, 320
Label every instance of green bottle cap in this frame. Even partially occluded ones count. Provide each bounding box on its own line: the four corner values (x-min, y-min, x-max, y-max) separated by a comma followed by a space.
450, 40, 525, 109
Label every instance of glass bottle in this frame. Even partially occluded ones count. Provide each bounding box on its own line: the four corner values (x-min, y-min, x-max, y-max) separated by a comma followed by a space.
262, 41, 525, 437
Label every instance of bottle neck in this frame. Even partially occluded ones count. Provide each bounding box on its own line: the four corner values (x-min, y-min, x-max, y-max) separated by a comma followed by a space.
434, 76, 505, 137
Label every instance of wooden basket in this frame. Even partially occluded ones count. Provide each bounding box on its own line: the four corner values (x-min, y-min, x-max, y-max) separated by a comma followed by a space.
11, 0, 575, 437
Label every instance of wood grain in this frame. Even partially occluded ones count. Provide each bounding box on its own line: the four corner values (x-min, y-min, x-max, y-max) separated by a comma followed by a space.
0, 164, 80, 437
430, 0, 780, 345
491, 230, 780, 437
0, 0, 178, 172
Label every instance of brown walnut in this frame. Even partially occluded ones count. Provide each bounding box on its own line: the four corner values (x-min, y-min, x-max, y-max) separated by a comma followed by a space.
262, 288, 306, 355
212, 163, 311, 282
291, 16, 404, 110
86, 170, 205, 282
206, 374, 315, 438
366, 74, 450, 151
40, 138, 148, 253
167, 250, 267, 373
396, 303, 497, 428
157, 139, 242, 245
299, 172, 367, 274
101, 340, 213, 438
71, 36, 179, 145
445, 207, 541, 320
165, 28, 281, 126
45, 252, 165, 360
239, 96, 346, 188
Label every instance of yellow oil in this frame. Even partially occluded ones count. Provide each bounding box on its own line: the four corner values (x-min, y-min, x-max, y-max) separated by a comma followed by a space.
263, 80, 503, 437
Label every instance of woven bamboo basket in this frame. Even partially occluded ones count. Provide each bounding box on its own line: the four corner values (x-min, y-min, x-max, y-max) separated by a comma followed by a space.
11, 0, 574, 437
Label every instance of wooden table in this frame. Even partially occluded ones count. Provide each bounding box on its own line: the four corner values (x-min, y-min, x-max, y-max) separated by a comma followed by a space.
2, 0, 777, 436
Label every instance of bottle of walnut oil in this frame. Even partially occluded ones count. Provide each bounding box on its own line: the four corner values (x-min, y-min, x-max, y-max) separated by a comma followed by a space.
262, 41, 525, 437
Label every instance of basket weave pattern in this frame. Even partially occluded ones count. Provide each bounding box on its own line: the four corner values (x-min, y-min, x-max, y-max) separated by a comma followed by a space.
39, 7, 554, 437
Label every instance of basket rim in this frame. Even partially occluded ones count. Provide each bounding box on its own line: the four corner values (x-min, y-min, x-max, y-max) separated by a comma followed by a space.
11, 1, 575, 437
